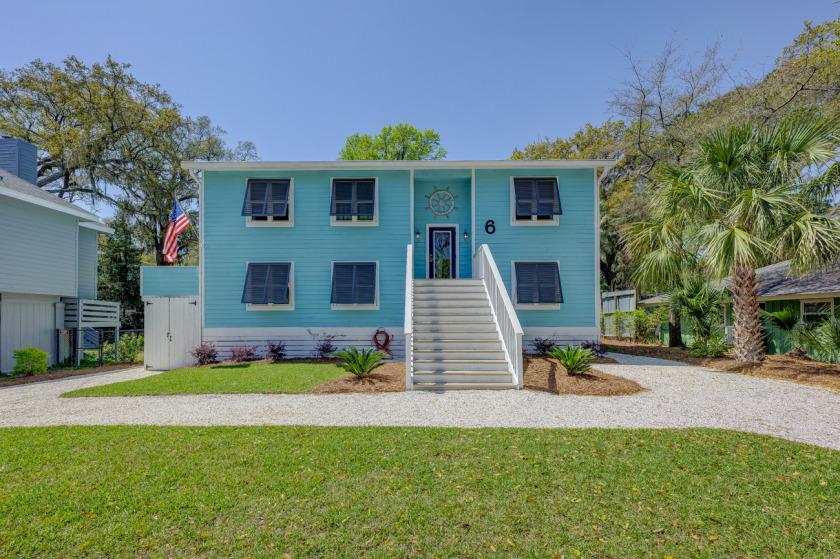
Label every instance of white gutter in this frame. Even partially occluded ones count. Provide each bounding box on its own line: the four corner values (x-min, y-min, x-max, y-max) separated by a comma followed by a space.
180, 159, 617, 172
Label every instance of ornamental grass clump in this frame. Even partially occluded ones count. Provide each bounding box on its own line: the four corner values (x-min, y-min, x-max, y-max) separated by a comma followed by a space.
547, 344, 594, 376
333, 347, 389, 378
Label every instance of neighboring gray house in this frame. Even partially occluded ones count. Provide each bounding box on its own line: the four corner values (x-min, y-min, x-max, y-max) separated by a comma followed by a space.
0, 136, 116, 372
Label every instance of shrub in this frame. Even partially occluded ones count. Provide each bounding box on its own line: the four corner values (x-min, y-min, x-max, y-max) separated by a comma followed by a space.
690, 332, 729, 358
229, 344, 259, 362
13, 346, 50, 376
102, 334, 144, 363
799, 318, 840, 364
580, 340, 606, 358
333, 347, 389, 377
547, 344, 594, 376
266, 340, 286, 361
189, 342, 218, 365
612, 311, 629, 339
531, 336, 560, 355
307, 328, 343, 359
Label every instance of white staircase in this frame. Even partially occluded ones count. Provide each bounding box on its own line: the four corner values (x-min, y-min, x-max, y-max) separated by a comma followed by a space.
409, 278, 516, 390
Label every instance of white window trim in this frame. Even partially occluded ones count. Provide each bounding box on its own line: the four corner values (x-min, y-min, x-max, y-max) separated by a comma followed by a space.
329, 177, 379, 226
244, 261, 295, 311
509, 176, 560, 226
800, 298, 833, 322
425, 223, 459, 279
330, 260, 380, 310
511, 260, 563, 309
244, 178, 294, 227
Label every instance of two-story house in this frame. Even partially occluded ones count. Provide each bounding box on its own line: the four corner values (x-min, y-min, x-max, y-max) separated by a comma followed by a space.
142, 159, 613, 389
0, 136, 117, 372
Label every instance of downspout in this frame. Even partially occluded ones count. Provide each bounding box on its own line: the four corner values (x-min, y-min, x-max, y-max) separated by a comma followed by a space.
187, 169, 205, 346
595, 165, 613, 340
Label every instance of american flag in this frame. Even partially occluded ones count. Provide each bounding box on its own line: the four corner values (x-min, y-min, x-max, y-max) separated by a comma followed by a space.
163, 200, 191, 263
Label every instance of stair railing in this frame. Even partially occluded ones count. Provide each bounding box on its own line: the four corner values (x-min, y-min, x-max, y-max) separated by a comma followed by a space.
404, 244, 414, 389
473, 245, 524, 388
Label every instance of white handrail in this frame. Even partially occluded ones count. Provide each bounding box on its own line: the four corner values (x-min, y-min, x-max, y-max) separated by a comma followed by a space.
404, 244, 414, 389
473, 244, 525, 388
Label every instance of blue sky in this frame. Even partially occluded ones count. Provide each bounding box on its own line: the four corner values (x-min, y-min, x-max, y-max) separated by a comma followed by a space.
3, 0, 839, 161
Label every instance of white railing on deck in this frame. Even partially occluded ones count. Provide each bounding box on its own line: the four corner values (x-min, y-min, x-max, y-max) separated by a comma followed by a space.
473, 245, 524, 388
63, 298, 121, 328
404, 244, 414, 390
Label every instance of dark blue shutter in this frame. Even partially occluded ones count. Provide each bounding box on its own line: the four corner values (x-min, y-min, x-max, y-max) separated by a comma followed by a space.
353, 263, 376, 303
537, 262, 563, 303
536, 179, 562, 215
331, 263, 355, 303
354, 180, 375, 216
331, 181, 354, 216
242, 180, 268, 215
242, 263, 270, 303
266, 263, 291, 304
514, 179, 536, 216
515, 262, 538, 303
266, 181, 290, 216
332, 263, 376, 304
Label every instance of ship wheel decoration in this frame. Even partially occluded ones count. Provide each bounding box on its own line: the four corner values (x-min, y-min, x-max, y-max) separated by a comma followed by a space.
426, 187, 457, 217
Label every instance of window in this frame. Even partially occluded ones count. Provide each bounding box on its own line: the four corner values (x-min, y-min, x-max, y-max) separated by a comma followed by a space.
331, 262, 378, 308
513, 261, 563, 306
801, 299, 833, 325
242, 262, 294, 310
330, 178, 377, 225
511, 177, 561, 225
242, 179, 293, 226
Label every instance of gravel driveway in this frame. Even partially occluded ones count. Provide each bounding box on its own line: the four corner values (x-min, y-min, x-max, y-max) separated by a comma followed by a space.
2, 353, 839, 450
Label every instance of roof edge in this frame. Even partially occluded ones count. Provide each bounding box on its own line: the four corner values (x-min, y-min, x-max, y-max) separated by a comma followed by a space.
180, 159, 617, 172
0, 184, 101, 221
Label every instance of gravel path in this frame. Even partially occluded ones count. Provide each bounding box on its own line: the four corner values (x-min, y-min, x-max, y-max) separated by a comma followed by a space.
2, 353, 839, 450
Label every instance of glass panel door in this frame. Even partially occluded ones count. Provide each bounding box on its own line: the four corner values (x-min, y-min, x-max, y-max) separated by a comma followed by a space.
428, 227, 456, 279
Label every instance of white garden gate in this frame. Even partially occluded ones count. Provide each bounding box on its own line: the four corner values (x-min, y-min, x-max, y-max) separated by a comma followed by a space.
144, 296, 200, 370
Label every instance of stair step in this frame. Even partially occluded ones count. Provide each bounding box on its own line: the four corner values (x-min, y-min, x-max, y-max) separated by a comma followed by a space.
414, 315, 493, 324
414, 308, 492, 317
413, 340, 503, 350
413, 359, 509, 371
414, 279, 483, 286
413, 323, 498, 333
414, 287, 486, 294
413, 293, 488, 301
413, 330, 500, 340
414, 301, 491, 309
414, 349, 506, 360
413, 382, 516, 391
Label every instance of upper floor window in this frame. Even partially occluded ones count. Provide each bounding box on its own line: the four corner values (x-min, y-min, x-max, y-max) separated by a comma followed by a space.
331, 262, 378, 308
242, 262, 294, 309
513, 261, 563, 306
511, 177, 561, 225
242, 179, 293, 227
330, 178, 378, 226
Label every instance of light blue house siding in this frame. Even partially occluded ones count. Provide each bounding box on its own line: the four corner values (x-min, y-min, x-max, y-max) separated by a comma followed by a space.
474, 168, 597, 332
413, 173, 472, 280
77, 228, 99, 299
141, 266, 199, 297
203, 170, 410, 329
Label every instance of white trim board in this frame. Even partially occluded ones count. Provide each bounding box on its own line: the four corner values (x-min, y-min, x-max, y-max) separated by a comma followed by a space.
182, 160, 617, 172
0, 185, 101, 221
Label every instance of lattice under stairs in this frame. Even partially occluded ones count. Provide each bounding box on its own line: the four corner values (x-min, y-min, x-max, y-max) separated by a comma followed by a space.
410, 279, 516, 390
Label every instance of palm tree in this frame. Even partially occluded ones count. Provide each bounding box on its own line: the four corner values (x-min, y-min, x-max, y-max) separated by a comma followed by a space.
670, 276, 727, 343
624, 116, 840, 362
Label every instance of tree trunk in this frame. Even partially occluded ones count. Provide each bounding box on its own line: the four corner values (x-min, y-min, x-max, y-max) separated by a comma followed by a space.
731, 263, 765, 362
668, 309, 683, 347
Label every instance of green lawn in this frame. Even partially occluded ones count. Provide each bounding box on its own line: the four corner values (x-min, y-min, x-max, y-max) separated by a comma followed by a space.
0, 427, 837, 557
61, 362, 351, 397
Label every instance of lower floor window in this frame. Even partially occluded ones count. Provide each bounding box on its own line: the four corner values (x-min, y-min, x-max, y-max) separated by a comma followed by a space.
514, 261, 563, 304
242, 262, 292, 305
331, 262, 377, 305
802, 300, 833, 325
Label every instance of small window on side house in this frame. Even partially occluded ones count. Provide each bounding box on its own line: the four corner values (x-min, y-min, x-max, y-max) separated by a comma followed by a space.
242, 179, 292, 226
512, 178, 561, 224
514, 261, 563, 305
802, 300, 833, 325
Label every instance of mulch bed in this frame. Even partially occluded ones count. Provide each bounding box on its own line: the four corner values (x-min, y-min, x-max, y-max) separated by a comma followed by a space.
311, 362, 407, 394
0, 363, 143, 388
603, 339, 840, 391
522, 354, 643, 396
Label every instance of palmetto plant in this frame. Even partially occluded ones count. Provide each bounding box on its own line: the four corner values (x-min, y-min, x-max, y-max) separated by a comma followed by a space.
760, 307, 803, 352
670, 275, 727, 342
624, 115, 840, 362
333, 347, 390, 377
547, 345, 594, 376
799, 317, 840, 364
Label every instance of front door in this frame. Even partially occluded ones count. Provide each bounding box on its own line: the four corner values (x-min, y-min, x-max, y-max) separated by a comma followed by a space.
428, 227, 457, 279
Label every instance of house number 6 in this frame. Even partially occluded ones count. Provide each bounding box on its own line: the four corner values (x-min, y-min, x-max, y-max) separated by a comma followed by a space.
485, 220, 495, 234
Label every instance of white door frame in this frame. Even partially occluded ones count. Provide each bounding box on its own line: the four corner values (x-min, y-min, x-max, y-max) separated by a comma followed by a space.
425, 223, 459, 279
